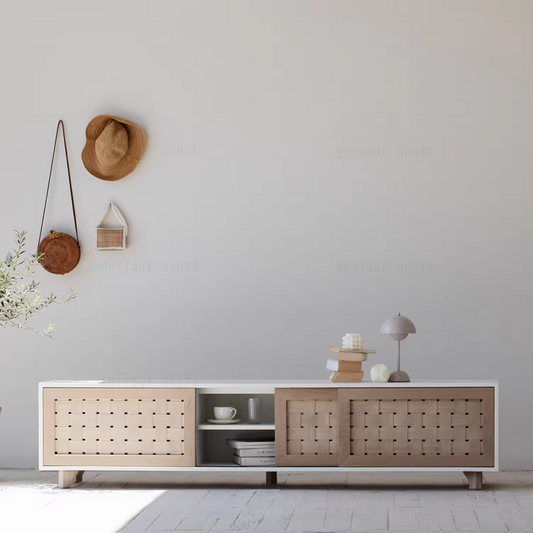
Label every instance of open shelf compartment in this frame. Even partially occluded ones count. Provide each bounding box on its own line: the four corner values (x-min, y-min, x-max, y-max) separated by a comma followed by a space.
196, 392, 274, 428
196, 391, 275, 466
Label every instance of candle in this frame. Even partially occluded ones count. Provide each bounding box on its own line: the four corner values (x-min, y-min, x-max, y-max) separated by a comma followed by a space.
342, 333, 362, 350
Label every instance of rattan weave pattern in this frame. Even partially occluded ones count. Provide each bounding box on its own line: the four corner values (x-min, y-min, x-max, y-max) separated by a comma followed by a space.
52, 392, 186, 456
96, 228, 125, 250
338, 387, 495, 467
349, 397, 484, 458
286, 398, 338, 456
275, 388, 339, 466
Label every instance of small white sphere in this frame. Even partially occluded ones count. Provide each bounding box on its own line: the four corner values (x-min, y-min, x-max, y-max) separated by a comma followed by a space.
370, 364, 390, 383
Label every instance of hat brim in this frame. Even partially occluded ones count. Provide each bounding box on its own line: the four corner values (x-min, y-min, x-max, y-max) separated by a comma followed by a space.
82, 115, 147, 181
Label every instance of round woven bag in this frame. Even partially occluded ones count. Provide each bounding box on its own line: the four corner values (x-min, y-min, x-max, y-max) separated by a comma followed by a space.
38, 231, 80, 275
37, 121, 81, 275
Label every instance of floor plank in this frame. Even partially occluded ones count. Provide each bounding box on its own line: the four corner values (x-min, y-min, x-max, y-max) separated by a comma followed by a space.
146, 509, 190, 531
324, 509, 353, 530
452, 509, 481, 531
230, 509, 265, 531
351, 509, 389, 531
286, 509, 327, 532
0, 470, 531, 533
121, 510, 162, 533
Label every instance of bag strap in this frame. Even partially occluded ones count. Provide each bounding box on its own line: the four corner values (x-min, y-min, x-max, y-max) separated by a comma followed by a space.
98, 203, 128, 236
38, 120, 79, 247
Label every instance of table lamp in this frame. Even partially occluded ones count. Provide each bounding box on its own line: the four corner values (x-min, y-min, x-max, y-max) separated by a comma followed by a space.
380, 312, 416, 382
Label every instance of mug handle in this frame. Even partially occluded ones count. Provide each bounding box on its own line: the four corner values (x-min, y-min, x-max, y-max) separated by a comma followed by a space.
230, 408, 237, 420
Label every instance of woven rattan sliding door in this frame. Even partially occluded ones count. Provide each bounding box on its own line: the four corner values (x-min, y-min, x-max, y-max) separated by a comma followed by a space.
275, 388, 339, 466
43, 388, 195, 467
338, 387, 494, 467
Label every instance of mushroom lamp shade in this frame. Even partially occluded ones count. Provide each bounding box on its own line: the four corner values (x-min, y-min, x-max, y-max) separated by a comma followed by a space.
381, 313, 416, 382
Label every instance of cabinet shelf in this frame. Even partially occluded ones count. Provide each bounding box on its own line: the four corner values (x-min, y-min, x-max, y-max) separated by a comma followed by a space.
197, 423, 275, 431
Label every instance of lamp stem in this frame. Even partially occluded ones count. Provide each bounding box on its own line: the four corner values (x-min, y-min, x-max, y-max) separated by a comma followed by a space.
397, 340, 401, 371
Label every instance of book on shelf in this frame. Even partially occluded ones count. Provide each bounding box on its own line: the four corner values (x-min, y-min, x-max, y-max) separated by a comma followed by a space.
231, 447, 276, 457
326, 359, 362, 372
226, 438, 275, 450
329, 371, 364, 383
233, 455, 276, 466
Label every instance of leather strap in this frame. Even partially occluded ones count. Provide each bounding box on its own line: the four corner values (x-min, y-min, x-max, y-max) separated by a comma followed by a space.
38, 120, 79, 247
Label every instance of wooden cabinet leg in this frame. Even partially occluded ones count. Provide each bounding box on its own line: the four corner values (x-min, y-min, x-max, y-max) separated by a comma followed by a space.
266, 472, 277, 486
464, 471, 483, 490
58, 470, 83, 488
58, 471, 75, 488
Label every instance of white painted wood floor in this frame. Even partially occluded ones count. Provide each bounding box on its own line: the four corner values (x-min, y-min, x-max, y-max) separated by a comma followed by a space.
0, 470, 531, 533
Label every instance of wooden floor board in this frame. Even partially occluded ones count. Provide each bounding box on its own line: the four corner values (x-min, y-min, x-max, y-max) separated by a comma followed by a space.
0, 470, 530, 532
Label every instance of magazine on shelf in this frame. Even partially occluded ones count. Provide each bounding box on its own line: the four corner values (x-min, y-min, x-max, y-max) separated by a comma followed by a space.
231, 447, 276, 457
226, 438, 275, 450
233, 455, 276, 466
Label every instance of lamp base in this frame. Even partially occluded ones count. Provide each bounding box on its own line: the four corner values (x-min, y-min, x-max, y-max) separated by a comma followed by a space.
388, 370, 410, 382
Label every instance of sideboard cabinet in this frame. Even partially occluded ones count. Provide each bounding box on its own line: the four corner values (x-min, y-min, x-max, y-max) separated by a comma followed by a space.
39, 380, 497, 489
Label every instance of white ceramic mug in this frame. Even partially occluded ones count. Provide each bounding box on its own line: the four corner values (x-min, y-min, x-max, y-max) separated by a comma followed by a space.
214, 406, 237, 420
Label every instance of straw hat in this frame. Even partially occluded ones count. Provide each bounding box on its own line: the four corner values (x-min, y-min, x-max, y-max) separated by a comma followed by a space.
82, 115, 146, 181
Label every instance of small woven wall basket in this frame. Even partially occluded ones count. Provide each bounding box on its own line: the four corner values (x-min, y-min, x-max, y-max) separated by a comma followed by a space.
95, 203, 128, 250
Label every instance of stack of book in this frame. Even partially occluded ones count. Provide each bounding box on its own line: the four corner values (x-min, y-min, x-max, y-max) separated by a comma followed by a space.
227, 438, 275, 466
327, 347, 376, 382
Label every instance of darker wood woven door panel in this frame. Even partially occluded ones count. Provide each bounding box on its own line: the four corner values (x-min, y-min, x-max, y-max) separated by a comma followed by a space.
43, 388, 196, 467
275, 388, 339, 466
338, 388, 494, 467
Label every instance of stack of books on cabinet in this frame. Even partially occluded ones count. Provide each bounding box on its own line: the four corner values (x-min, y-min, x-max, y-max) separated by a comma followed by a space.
327, 347, 376, 382
227, 438, 275, 466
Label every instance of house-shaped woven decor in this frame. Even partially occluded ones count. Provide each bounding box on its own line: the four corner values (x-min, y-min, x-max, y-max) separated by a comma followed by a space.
95, 203, 128, 250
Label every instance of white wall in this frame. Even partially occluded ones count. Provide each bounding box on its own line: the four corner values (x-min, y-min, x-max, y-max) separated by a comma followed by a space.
0, 0, 531, 470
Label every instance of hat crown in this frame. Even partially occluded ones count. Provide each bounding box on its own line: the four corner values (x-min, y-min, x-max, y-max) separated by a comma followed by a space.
95, 120, 128, 170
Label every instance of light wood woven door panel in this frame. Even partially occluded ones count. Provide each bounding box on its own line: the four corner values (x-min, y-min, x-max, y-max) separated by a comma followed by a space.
43, 388, 195, 467
275, 388, 338, 466
338, 387, 494, 467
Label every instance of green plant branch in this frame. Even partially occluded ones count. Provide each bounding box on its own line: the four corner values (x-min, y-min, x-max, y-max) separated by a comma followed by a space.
0, 230, 76, 336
